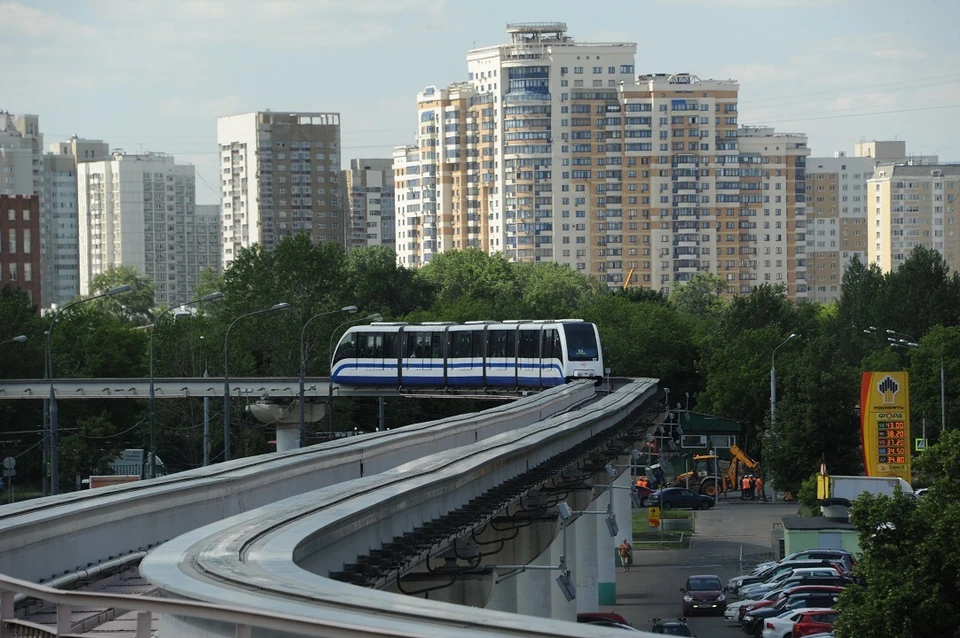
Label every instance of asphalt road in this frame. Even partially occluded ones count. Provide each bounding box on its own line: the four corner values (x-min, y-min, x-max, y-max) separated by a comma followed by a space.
606, 500, 797, 637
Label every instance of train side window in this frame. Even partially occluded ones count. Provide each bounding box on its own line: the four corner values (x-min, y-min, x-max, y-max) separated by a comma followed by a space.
489, 332, 506, 358
431, 331, 444, 358
519, 330, 538, 358
333, 335, 356, 363
382, 333, 395, 358
372, 334, 383, 357
472, 331, 484, 358
453, 332, 471, 358
506, 332, 516, 358
406, 333, 419, 358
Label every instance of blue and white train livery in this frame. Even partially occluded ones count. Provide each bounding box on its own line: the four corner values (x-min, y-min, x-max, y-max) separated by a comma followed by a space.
331, 320, 604, 388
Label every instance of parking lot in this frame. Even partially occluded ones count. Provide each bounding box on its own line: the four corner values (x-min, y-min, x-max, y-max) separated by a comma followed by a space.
606, 501, 796, 636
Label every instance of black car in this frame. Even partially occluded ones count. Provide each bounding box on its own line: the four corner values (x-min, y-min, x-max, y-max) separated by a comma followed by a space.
644, 488, 715, 510
729, 559, 846, 593
741, 592, 841, 637
649, 618, 694, 636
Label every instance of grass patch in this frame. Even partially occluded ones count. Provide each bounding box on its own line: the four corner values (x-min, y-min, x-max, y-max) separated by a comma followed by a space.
630, 511, 694, 549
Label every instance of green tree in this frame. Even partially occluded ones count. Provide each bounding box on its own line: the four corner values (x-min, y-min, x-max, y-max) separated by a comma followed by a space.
88, 265, 156, 325
834, 432, 960, 638
58, 412, 127, 489
344, 246, 433, 318
416, 249, 522, 319
514, 261, 599, 319
669, 272, 726, 319
881, 246, 960, 338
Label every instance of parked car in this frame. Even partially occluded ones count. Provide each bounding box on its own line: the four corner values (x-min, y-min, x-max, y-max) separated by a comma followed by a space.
732, 586, 845, 623
760, 608, 834, 638
742, 594, 841, 637
752, 549, 855, 576
792, 609, 839, 637
648, 618, 694, 636
578, 612, 632, 626
728, 559, 847, 593
738, 568, 844, 598
644, 488, 715, 510
681, 574, 726, 616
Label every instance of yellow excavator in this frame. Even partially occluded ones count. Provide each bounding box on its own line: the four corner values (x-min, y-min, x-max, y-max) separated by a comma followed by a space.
673, 445, 759, 497
622, 268, 635, 290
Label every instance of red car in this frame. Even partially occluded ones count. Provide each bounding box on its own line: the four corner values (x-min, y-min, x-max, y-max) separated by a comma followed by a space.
793, 609, 839, 637
738, 585, 845, 621
577, 612, 631, 627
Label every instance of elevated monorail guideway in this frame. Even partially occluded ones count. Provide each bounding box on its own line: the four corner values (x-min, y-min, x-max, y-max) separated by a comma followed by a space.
141, 378, 660, 638
0, 382, 597, 585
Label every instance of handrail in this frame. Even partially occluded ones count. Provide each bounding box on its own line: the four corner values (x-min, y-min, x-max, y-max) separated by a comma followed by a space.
0, 573, 426, 638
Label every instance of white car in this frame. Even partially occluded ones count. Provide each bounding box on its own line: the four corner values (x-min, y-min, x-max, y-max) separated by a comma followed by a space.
724, 592, 779, 623
761, 607, 834, 638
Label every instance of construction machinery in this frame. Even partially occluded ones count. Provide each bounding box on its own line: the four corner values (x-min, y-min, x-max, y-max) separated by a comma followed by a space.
622, 268, 635, 291
673, 444, 759, 497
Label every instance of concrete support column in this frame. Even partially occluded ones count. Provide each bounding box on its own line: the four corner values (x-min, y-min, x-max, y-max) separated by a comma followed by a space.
275, 423, 300, 452
575, 510, 599, 613
601, 468, 633, 604
551, 521, 576, 621
516, 541, 554, 619
486, 572, 517, 614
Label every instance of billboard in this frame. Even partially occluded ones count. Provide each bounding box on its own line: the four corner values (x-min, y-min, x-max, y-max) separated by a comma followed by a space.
860, 371, 911, 484
89, 475, 140, 489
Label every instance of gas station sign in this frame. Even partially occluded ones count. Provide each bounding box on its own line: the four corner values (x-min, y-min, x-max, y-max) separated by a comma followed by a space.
860, 371, 911, 484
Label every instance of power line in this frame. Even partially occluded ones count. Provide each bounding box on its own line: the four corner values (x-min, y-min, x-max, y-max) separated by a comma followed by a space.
750, 103, 960, 125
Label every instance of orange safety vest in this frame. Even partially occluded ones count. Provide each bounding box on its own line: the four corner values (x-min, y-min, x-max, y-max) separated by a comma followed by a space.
741, 477, 750, 490
756, 478, 764, 491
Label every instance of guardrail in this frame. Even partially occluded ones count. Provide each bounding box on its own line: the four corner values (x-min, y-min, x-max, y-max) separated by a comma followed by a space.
0, 382, 595, 584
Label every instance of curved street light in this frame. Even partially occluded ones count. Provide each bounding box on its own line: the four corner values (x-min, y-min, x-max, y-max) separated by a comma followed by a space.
770, 333, 800, 427
223, 302, 291, 462
328, 313, 382, 434
47, 284, 133, 495
890, 338, 946, 434
148, 291, 224, 479
1, 335, 27, 346
299, 305, 358, 447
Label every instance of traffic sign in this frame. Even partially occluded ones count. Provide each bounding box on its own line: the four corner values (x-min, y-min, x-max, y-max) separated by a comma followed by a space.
916, 438, 927, 451
2, 457, 14, 470
3, 469, 15, 477
647, 506, 661, 528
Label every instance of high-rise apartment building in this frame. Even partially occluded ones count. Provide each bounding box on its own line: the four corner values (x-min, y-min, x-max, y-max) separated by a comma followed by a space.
396, 23, 811, 297
0, 113, 42, 197
805, 154, 877, 301
77, 153, 220, 306
868, 164, 960, 273
217, 112, 342, 269
344, 158, 394, 251
41, 136, 110, 308
0, 194, 42, 305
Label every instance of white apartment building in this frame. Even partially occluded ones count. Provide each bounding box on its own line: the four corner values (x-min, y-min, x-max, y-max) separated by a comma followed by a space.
41, 136, 110, 307
217, 112, 342, 269
77, 153, 220, 306
344, 158, 394, 251
868, 164, 960, 273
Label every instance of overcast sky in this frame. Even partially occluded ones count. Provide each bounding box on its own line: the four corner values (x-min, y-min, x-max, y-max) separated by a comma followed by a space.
3, 0, 959, 204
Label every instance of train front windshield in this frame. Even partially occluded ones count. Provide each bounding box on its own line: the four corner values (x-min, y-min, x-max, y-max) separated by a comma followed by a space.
564, 323, 599, 361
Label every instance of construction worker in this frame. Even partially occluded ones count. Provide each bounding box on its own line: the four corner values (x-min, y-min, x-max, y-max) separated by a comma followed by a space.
755, 475, 765, 501
741, 474, 751, 500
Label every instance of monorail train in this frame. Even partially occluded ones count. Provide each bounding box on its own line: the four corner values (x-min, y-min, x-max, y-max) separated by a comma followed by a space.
331, 319, 604, 388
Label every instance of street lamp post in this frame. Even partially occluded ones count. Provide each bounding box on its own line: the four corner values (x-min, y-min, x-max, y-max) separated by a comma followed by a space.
770, 333, 799, 427
0, 335, 27, 346
46, 284, 133, 495
327, 313, 382, 435
148, 292, 223, 479
223, 302, 291, 462
299, 305, 357, 448
890, 335, 946, 432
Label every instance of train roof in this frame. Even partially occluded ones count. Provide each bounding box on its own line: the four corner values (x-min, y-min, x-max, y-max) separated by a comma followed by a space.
350, 319, 590, 329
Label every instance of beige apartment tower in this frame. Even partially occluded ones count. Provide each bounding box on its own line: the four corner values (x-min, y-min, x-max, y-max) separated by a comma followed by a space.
397, 23, 813, 298
868, 164, 960, 273
217, 112, 342, 269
